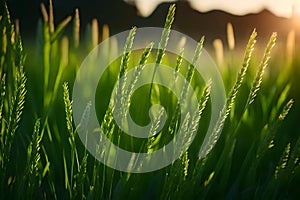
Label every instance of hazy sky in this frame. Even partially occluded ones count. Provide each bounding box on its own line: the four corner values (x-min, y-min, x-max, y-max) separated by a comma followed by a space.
125, 0, 300, 18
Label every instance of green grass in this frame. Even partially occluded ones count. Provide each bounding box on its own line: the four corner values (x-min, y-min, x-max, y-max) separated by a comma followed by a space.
1, 0, 300, 199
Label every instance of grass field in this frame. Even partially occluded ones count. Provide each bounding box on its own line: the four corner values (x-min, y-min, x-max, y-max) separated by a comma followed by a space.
1, 1, 300, 199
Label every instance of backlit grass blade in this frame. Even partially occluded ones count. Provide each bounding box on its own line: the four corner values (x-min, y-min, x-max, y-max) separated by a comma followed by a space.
149, 4, 175, 100
25, 119, 42, 197
63, 82, 80, 193
49, 0, 54, 33
4, 48, 26, 174
50, 16, 72, 43
181, 36, 204, 102
256, 99, 294, 160
174, 47, 184, 81
124, 42, 154, 116
275, 143, 291, 179
156, 4, 175, 65
247, 32, 277, 105
73, 8, 80, 48
168, 37, 205, 136
198, 29, 257, 158
114, 27, 136, 117
91, 19, 99, 47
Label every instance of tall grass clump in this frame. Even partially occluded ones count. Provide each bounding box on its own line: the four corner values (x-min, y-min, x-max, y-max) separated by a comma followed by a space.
0, 1, 299, 199
0, 1, 27, 195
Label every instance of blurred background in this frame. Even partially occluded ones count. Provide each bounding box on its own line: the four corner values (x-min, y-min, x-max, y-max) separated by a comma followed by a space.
6, 0, 300, 46
6, 0, 300, 138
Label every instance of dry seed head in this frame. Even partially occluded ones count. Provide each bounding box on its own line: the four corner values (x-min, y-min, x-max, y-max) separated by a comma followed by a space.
227, 22, 235, 50
91, 18, 99, 47
286, 29, 295, 64
49, 0, 54, 33
102, 24, 110, 41
74, 8, 80, 48
15, 19, 20, 36
59, 16, 73, 31
11, 25, 15, 44
40, 3, 49, 22
213, 38, 224, 66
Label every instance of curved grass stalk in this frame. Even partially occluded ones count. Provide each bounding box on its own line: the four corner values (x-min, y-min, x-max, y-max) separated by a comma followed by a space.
180, 36, 204, 103
149, 4, 176, 101
196, 30, 258, 194
40, 1, 72, 110
24, 119, 42, 197
247, 32, 277, 105
4, 52, 27, 175
0, 7, 27, 191
114, 27, 136, 118
168, 37, 205, 137
123, 42, 154, 116
198, 29, 257, 159
63, 82, 80, 195
161, 80, 211, 199
256, 99, 294, 160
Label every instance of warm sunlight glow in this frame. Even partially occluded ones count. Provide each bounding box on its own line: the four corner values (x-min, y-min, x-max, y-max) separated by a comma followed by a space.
297, 0, 300, 10
125, 0, 299, 18
292, 1, 300, 27
294, 1, 300, 16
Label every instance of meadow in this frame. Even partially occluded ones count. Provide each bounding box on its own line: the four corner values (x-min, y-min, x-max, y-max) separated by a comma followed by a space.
1, 1, 300, 199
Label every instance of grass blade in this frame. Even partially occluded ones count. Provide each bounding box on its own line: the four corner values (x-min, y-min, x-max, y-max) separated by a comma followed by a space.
247, 32, 277, 105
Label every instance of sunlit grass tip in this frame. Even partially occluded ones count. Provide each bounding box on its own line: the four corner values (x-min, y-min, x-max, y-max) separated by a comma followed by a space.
247, 32, 277, 105
198, 29, 257, 158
